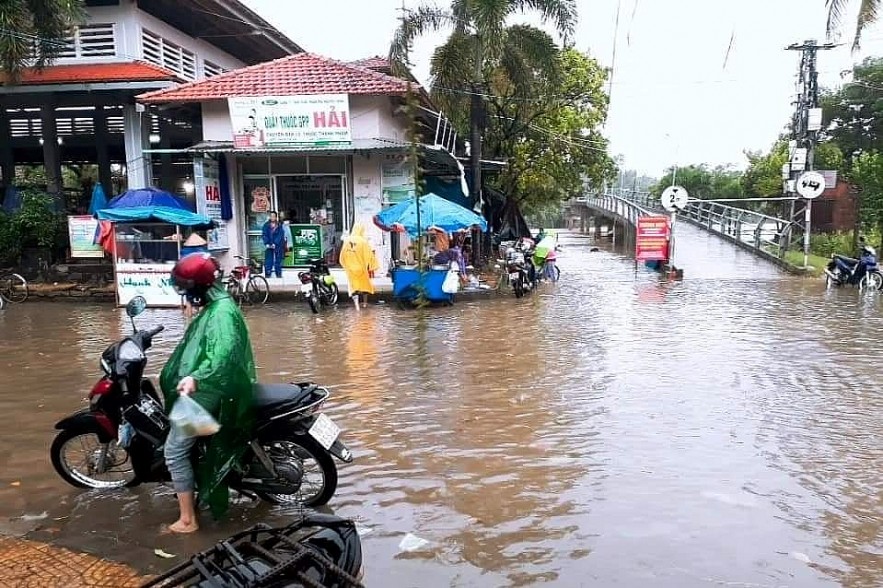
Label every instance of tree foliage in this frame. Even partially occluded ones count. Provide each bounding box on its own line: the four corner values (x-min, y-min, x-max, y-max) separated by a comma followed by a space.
0, 0, 85, 81
651, 164, 744, 201
0, 189, 67, 265
389, 0, 611, 214
826, 0, 882, 50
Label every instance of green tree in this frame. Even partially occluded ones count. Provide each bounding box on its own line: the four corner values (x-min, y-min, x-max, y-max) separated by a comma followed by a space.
651, 164, 743, 201
851, 150, 883, 249
488, 48, 614, 212
822, 57, 883, 156
389, 0, 578, 206
826, 0, 881, 49
0, 0, 85, 81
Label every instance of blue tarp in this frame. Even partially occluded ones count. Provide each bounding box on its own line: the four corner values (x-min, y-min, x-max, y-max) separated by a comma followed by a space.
96, 205, 212, 227
374, 193, 487, 236
96, 187, 212, 227
88, 183, 108, 215
106, 187, 193, 211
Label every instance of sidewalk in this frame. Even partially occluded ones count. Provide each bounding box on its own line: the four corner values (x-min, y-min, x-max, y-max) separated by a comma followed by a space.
0, 536, 147, 587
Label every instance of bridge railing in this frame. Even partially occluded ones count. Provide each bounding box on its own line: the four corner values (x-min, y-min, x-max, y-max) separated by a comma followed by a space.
619, 193, 792, 259
583, 193, 656, 227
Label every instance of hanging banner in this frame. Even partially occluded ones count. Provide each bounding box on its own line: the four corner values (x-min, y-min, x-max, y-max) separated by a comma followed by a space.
636, 216, 671, 262
67, 215, 104, 258
229, 94, 351, 147
193, 157, 229, 251
381, 155, 416, 204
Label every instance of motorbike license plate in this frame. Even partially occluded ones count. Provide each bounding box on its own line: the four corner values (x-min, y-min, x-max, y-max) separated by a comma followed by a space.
300, 284, 313, 294
308, 413, 340, 450
509, 272, 519, 280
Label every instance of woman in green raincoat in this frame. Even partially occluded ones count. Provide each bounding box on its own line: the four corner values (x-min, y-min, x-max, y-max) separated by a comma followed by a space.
160, 253, 256, 533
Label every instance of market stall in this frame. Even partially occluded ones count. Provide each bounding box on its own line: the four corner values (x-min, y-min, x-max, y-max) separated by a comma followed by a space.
374, 193, 487, 304
95, 188, 213, 308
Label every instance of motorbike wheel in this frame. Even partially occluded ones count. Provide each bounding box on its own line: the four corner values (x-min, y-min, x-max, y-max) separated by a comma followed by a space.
256, 436, 338, 507
307, 292, 320, 314
324, 283, 340, 306
50, 428, 137, 489
870, 272, 883, 291
513, 278, 524, 298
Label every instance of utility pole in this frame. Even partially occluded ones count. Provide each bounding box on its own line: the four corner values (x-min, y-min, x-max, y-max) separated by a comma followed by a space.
784, 40, 836, 265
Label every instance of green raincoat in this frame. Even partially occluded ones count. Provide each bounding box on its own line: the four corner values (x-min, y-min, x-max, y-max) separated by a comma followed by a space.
159, 284, 256, 519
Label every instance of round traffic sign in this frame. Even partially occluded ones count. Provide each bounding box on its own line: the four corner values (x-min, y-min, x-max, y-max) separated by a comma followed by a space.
796, 171, 826, 199
661, 185, 689, 212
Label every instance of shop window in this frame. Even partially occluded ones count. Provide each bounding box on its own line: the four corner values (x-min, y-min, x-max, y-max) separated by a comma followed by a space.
243, 176, 273, 262
269, 157, 307, 174
241, 157, 269, 175
308, 156, 346, 174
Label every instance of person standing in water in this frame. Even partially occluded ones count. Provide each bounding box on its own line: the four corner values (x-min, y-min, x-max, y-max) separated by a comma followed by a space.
339, 223, 379, 310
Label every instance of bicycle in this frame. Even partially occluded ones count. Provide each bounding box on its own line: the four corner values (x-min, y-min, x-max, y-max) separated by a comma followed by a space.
0, 271, 29, 303
222, 256, 269, 305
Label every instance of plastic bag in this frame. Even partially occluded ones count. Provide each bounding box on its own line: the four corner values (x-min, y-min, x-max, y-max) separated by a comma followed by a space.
442, 270, 459, 294
169, 395, 221, 438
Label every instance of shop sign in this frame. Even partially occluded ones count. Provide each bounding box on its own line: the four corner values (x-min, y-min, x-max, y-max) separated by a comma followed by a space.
193, 157, 229, 251
381, 156, 416, 204
229, 94, 351, 147
117, 270, 181, 307
290, 224, 323, 266
68, 215, 103, 258
636, 216, 670, 262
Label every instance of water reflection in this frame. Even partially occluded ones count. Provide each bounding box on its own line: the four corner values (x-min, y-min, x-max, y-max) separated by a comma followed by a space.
0, 229, 882, 586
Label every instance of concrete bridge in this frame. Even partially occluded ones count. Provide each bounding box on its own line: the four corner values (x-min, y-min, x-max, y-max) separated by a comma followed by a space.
566, 192, 800, 272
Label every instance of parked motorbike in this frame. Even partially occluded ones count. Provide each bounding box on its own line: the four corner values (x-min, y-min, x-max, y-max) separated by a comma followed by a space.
500, 241, 537, 298
50, 296, 352, 507
298, 259, 339, 314
144, 514, 365, 587
824, 247, 883, 291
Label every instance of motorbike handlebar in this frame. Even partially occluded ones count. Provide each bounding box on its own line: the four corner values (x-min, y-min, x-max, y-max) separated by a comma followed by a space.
145, 325, 165, 338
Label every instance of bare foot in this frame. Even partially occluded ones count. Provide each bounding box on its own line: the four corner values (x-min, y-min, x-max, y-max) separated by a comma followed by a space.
166, 519, 199, 534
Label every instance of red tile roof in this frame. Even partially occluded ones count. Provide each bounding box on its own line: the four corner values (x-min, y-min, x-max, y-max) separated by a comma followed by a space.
3, 62, 179, 85
349, 56, 392, 72
138, 53, 414, 104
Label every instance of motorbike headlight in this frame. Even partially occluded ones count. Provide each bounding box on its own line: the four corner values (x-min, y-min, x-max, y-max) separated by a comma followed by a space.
118, 339, 144, 362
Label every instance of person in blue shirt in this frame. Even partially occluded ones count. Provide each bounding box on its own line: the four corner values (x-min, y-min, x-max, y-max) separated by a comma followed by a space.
261, 211, 286, 278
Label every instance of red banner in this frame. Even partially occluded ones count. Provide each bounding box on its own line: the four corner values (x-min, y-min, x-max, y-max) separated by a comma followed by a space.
636, 216, 670, 262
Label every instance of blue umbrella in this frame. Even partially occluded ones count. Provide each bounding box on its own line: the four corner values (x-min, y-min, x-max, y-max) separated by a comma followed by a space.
374, 193, 487, 237
88, 183, 108, 215
106, 187, 194, 211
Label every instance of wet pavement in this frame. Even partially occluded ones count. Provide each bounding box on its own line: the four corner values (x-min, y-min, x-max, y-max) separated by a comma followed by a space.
1, 227, 882, 587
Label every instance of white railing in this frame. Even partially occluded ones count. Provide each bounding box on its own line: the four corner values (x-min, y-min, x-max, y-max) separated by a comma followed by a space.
61, 23, 117, 59
141, 29, 197, 81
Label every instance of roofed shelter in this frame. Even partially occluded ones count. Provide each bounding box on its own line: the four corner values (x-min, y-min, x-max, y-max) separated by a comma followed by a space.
0, 0, 302, 215
137, 52, 465, 279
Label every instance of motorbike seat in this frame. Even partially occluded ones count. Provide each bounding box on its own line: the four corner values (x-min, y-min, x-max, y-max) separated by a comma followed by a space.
253, 383, 315, 408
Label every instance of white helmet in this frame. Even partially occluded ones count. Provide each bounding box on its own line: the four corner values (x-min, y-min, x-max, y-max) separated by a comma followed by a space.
864, 245, 877, 256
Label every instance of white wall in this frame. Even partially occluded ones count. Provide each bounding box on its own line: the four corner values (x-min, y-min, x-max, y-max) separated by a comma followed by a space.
59, 2, 245, 78
350, 95, 407, 142
351, 154, 389, 275
202, 101, 234, 142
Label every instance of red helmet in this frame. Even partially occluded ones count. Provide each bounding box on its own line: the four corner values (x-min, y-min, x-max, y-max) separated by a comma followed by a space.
171, 253, 220, 299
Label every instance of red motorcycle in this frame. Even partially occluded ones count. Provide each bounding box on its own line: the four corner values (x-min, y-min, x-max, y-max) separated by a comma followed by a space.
50, 296, 352, 506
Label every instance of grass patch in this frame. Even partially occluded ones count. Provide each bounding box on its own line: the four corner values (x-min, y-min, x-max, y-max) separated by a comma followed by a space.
782, 250, 828, 276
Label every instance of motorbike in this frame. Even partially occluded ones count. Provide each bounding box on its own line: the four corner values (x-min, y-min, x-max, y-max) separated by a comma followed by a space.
499, 241, 537, 298
297, 258, 339, 314
825, 249, 883, 291
50, 296, 353, 507
144, 514, 365, 587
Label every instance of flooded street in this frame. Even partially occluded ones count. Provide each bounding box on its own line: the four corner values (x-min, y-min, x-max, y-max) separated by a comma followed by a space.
2, 228, 883, 587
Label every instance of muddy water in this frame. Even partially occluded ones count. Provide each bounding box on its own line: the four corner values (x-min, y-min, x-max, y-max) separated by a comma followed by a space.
1, 227, 882, 587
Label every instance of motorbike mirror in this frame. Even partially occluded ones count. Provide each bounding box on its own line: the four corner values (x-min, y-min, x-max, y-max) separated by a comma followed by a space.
126, 296, 147, 318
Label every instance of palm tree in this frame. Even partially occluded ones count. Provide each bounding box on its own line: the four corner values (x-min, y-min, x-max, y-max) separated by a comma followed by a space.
826, 0, 879, 49
0, 0, 85, 81
389, 0, 577, 205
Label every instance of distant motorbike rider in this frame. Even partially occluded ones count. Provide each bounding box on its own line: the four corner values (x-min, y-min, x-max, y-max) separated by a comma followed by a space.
161, 253, 257, 533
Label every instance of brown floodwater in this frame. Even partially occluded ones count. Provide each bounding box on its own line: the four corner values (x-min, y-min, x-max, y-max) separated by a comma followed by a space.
1, 227, 882, 587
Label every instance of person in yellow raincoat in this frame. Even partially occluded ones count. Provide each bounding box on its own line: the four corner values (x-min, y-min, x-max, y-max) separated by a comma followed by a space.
339, 223, 379, 310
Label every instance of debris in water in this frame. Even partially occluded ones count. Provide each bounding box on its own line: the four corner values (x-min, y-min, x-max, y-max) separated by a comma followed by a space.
18, 512, 48, 522
790, 551, 812, 564
398, 533, 430, 552
154, 549, 176, 559
10, 481, 20, 487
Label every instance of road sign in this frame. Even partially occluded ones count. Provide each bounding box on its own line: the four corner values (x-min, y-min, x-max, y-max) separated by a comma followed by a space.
796, 171, 826, 199
661, 186, 688, 212
636, 215, 671, 262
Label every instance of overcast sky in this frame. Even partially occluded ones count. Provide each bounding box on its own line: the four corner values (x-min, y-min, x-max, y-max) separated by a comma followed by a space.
243, 0, 883, 176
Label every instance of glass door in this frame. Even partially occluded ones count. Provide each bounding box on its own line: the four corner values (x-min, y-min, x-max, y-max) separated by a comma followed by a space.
243, 176, 274, 263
